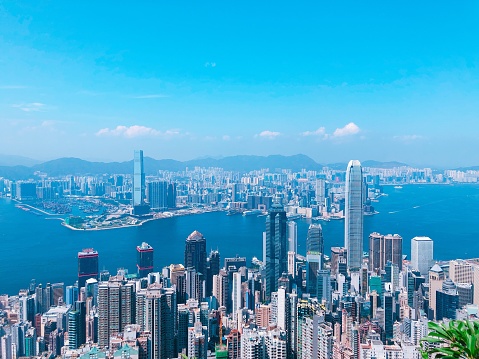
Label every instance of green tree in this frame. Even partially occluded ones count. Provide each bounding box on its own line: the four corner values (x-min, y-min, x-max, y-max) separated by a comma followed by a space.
420, 320, 479, 358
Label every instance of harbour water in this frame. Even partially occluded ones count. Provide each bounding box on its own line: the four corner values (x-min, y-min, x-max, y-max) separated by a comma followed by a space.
1, 184, 479, 295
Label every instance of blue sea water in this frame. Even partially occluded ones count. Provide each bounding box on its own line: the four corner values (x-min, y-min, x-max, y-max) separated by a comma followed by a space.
1, 184, 479, 295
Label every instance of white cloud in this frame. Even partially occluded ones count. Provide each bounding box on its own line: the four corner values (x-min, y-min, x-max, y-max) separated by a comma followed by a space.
12, 102, 46, 112
256, 130, 281, 139
222, 135, 231, 141
301, 127, 326, 137
204, 62, 217, 68
95, 125, 183, 139
332, 122, 360, 137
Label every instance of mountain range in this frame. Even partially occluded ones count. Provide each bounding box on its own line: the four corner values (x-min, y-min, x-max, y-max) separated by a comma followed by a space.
0, 154, 410, 179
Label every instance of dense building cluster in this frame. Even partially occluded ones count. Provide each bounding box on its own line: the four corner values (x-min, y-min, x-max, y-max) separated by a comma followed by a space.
1, 157, 478, 359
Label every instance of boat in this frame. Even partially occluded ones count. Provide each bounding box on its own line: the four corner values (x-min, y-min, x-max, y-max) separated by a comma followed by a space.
243, 209, 262, 216
286, 213, 302, 220
394, 185, 403, 189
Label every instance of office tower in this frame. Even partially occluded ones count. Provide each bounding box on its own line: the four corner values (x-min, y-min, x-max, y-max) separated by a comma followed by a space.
306, 253, 321, 297
140, 285, 177, 359
137, 242, 154, 278
456, 283, 473, 308
213, 269, 229, 308
382, 234, 403, 271
384, 292, 395, 342
170, 264, 187, 304
436, 279, 459, 320
167, 182, 177, 208
133, 150, 145, 207
345, 160, 364, 272
331, 247, 347, 277
185, 230, 207, 276
317, 270, 332, 309
287, 251, 296, 278
147, 181, 168, 210
224, 256, 247, 272
206, 250, 220, 297
369, 233, 382, 272
186, 267, 204, 301
68, 310, 81, 349
65, 285, 78, 306
428, 264, 445, 320
411, 236, 433, 277
78, 248, 99, 290
177, 304, 190, 354
449, 259, 473, 284
265, 202, 288, 300
306, 223, 324, 257
287, 221, 297, 254
97, 275, 135, 348
24, 328, 36, 357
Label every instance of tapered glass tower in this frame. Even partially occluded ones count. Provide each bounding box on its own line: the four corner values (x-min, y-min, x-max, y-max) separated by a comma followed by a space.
345, 160, 363, 272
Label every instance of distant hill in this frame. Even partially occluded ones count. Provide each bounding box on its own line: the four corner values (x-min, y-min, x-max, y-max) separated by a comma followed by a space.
0, 154, 324, 178
0, 154, 40, 167
362, 160, 408, 169
0, 155, 417, 179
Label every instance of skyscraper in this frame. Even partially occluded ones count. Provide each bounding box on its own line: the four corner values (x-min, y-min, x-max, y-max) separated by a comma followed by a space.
78, 248, 99, 290
184, 230, 207, 276
133, 150, 145, 207
306, 223, 324, 256
97, 275, 135, 348
147, 181, 168, 210
265, 203, 288, 300
139, 284, 177, 359
411, 236, 434, 277
287, 221, 297, 254
137, 242, 154, 278
344, 160, 364, 272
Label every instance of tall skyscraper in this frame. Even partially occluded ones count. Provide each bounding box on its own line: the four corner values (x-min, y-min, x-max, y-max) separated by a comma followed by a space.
369, 232, 403, 272
137, 242, 154, 278
133, 150, 145, 207
184, 230, 207, 276
306, 223, 324, 256
139, 284, 177, 359
78, 248, 99, 290
344, 160, 364, 272
287, 221, 297, 254
147, 181, 168, 210
265, 202, 288, 300
411, 236, 434, 277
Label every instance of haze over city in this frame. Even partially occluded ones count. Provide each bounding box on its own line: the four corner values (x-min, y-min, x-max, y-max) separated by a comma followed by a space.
1, 2, 479, 167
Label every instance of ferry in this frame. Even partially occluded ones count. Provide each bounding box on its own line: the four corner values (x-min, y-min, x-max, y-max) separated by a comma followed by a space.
243, 209, 262, 216
286, 213, 302, 220
394, 185, 403, 189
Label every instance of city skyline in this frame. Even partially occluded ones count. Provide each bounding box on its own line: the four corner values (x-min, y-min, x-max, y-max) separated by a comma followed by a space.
1, 2, 479, 166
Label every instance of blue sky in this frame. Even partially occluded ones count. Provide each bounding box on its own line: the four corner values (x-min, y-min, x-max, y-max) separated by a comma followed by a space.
0, 1, 478, 167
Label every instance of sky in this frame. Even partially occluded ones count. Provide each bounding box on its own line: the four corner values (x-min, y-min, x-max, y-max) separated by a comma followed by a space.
0, 1, 478, 167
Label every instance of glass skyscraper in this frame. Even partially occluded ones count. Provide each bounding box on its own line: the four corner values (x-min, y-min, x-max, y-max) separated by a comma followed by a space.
265, 202, 287, 300
344, 160, 364, 272
133, 150, 145, 207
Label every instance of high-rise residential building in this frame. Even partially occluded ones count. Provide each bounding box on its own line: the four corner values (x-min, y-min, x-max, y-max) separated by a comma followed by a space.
436, 279, 459, 320
147, 181, 168, 210
287, 221, 297, 254
315, 178, 326, 207
226, 329, 241, 359
185, 230, 207, 276
345, 160, 364, 272
265, 203, 288, 300
137, 242, 154, 278
167, 183, 177, 208
133, 150, 145, 207
241, 328, 265, 359
139, 284, 177, 359
306, 223, 324, 256
97, 275, 135, 348
411, 236, 434, 277
78, 248, 99, 290
206, 250, 220, 297
188, 322, 207, 359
